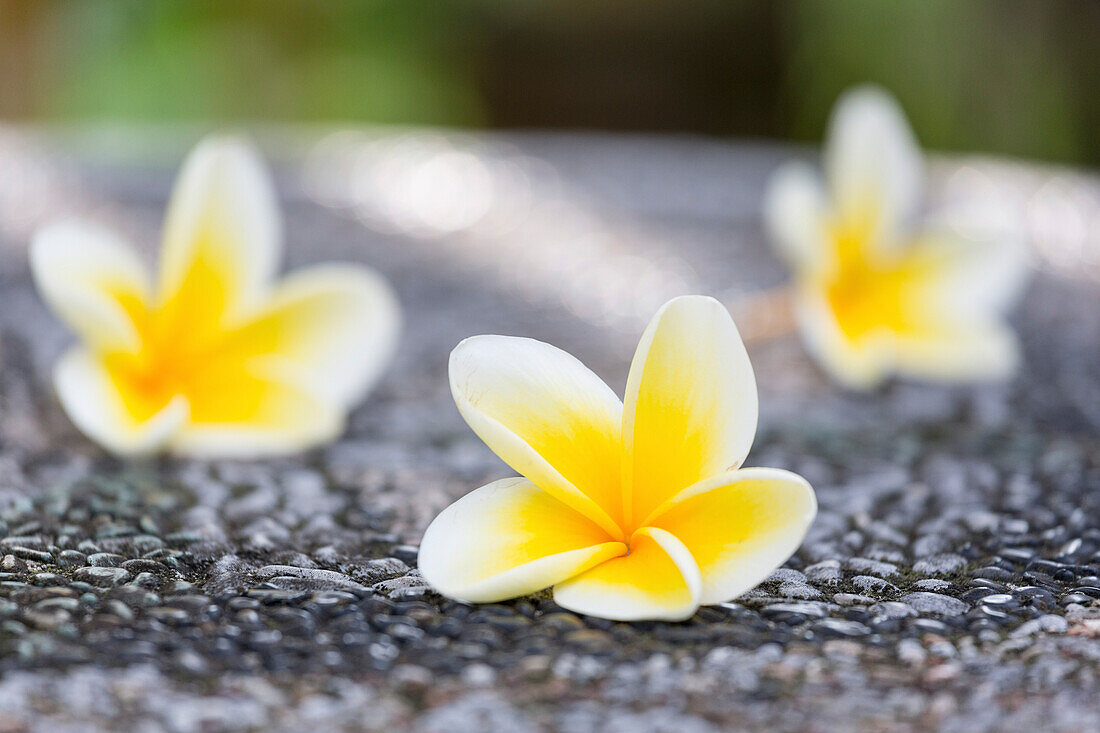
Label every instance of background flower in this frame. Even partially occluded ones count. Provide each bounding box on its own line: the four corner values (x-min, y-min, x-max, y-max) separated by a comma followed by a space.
764, 86, 1030, 389
31, 137, 401, 456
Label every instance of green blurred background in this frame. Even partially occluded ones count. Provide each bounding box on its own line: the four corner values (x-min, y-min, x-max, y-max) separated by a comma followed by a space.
2, 0, 1097, 165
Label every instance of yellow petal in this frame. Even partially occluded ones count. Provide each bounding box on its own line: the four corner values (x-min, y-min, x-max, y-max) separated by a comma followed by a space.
793, 287, 891, 390
825, 86, 922, 253
31, 221, 150, 353
553, 527, 702, 621
449, 335, 625, 539
764, 161, 829, 274
234, 264, 401, 407
157, 137, 281, 330
622, 295, 757, 529
55, 348, 187, 456
647, 467, 816, 604
418, 477, 626, 603
170, 361, 343, 457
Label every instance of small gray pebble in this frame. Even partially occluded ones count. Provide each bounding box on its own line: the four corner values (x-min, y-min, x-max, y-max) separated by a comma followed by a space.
847, 558, 899, 577
851, 575, 899, 594
73, 566, 131, 587
912, 554, 967, 574
778, 581, 823, 599
899, 592, 969, 617
805, 560, 842, 585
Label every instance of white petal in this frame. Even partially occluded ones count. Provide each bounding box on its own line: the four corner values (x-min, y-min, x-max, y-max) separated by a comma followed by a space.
55, 348, 187, 456
31, 221, 150, 353
825, 86, 923, 249
622, 295, 758, 528
646, 468, 817, 604
891, 323, 1020, 382
157, 136, 281, 319
763, 161, 830, 273
245, 263, 401, 407
911, 206, 1030, 325
449, 335, 625, 539
553, 527, 702, 622
418, 477, 626, 603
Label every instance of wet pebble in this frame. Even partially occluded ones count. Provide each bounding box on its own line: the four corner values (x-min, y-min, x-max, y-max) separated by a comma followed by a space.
913, 554, 967, 575
805, 560, 842, 585
851, 576, 899, 595
87, 553, 126, 568
73, 567, 131, 587
900, 592, 969, 617
846, 558, 899, 577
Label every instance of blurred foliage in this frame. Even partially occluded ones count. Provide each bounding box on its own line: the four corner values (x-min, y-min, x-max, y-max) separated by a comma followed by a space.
779, 0, 1097, 164
6, 0, 487, 125
1, 0, 1098, 164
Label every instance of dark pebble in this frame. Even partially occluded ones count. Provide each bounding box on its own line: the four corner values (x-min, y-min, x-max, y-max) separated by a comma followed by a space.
95, 524, 137, 539
32, 573, 66, 587
910, 619, 950, 634
73, 566, 131, 587
961, 588, 999, 604
147, 607, 192, 625
1061, 593, 1094, 605
816, 618, 871, 638
978, 593, 1020, 609
564, 629, 614, 650
130, 572, 162, 590
87, 553, 126, 567
971, 566, 1014, 582
58, 550, 86, 567
999, 548, 1036, 563
389, 545, 420, 565
121, 559, 167, 574
10, 547, 51, 563
540, 612, 585, 631
1069, 586, 1100, 599
109, 586, 160, 608
1, 536, 47, 550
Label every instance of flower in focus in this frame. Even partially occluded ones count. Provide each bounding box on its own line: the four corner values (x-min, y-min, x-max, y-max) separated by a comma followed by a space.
31, 136, 400, 456
764, 86, 1029, 389
419, 295, 816, 621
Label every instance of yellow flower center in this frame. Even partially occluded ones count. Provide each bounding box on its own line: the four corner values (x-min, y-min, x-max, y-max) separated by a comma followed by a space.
100, 253, 278, 424
820, 216, 931, 343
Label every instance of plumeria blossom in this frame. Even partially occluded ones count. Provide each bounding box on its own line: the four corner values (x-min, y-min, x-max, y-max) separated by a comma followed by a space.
419, 295, 816, 621
31, 137, 400, 456
764, 86, 1029, 389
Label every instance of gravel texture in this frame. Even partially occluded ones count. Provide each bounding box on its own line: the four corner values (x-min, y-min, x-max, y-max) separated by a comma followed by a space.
0, 130, 1099, 731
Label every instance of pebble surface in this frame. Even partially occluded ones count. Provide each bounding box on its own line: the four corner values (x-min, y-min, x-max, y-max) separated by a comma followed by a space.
0, 133, 1098, 731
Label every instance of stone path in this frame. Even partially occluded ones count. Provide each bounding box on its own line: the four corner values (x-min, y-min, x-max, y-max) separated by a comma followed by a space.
0, 130, 1098, 731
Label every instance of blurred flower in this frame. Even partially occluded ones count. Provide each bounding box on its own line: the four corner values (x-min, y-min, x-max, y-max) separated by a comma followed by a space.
419, 295, 816, 621
31, 137, 400, 456
765, 86, 1029, 389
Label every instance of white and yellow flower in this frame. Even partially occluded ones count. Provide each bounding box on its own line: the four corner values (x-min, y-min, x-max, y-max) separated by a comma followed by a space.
419, 295, 816, 621
31, 137, 400, 456
764, 86, 1029, 389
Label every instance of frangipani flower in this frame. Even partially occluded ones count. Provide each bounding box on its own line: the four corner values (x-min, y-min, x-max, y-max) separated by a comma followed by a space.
419, 296, 816, 621
764, 86, 1029, 389
31, 137, 400, 456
